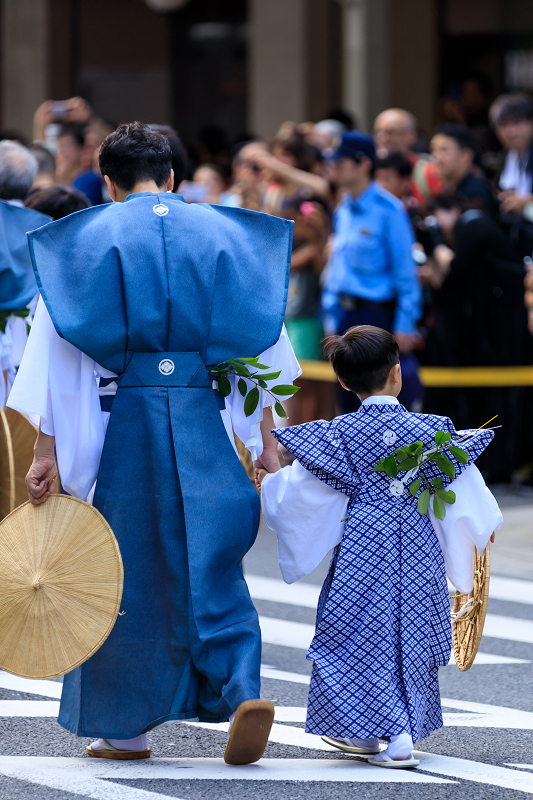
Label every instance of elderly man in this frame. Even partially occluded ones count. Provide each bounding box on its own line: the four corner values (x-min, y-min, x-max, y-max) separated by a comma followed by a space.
0, 140, 50, 404
374, 108, 442, 209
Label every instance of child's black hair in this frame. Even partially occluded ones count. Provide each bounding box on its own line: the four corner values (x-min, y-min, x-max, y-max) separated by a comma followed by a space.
324, 325, 399, 395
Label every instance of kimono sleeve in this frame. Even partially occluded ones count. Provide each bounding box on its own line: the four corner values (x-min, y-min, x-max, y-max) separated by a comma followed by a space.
271, 419, 360, 496
420, 416, 495, 488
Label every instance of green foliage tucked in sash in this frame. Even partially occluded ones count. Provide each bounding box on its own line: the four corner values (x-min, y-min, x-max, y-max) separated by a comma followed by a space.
373, 430, 469, 520
208, 357, 299, 418
0, 308, 30, 334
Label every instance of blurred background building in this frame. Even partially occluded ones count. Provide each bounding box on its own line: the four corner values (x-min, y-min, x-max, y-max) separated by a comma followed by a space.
2, 0, 533, 146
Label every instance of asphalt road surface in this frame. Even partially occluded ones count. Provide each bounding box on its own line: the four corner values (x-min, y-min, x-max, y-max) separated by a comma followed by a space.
0, 492, 533, 800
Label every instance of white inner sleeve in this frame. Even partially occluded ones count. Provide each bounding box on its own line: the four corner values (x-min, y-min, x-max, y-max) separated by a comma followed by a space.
428, 463, 503, 594
223, 324, 302, 460
261, 460, 348, 584
8, 300, 299, 500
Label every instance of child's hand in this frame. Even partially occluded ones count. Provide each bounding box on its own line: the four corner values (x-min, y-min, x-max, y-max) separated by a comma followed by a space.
490, 531, 496, 544
255, 467, 268, 491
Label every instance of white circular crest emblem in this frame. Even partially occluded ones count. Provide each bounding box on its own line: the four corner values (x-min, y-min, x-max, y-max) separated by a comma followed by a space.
383, 429, 397, 446
159, 359, 175, 375
153, 203, 169, 217
389, 480, 405, 497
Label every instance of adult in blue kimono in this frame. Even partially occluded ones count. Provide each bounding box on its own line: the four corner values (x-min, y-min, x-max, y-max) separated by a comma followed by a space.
0, 140, 51, 404
22, 123, 293, 764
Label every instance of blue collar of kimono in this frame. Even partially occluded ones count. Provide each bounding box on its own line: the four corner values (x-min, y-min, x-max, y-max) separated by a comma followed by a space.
358, 395, 406, 414
124, 191, 185, 204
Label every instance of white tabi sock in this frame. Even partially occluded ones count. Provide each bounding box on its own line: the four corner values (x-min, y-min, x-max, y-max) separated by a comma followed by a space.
90, 734, 148, 752
374, 732, 413, 762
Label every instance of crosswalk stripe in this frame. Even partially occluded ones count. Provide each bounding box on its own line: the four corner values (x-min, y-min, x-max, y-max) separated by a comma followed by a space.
0, 756, 452, 786
260, 612, 533, 649
0, 701, 59, 716
415, 752, 533, 794
0, 673, 62, 699
248, 572, 533, 609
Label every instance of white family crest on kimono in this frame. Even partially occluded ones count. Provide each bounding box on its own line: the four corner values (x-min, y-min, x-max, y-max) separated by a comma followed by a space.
262, 396, 500, 742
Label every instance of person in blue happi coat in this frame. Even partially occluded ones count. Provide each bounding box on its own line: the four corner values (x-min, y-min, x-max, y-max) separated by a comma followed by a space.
257, 326, 500, 768
15, 123, 297, 765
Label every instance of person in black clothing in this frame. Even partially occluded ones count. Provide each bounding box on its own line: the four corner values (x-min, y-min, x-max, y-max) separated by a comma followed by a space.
430, 124, 497, 217
422, 192, 533, 481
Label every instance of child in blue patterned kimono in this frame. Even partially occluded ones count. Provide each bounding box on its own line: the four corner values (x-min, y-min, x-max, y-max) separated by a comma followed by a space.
257, 325, 496, 768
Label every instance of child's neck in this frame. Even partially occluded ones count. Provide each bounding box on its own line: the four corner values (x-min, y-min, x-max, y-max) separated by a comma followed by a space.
357, 388, 400, 403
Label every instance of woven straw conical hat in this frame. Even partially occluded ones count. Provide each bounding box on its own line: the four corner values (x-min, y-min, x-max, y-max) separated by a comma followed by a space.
4, 408, 39, 508
0, 495, 123, 679
452, 543, 490, 671
0, 407, 15, 522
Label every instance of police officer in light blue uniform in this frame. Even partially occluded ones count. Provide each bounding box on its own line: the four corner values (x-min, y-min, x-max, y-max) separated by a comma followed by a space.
322, 131, 422, 410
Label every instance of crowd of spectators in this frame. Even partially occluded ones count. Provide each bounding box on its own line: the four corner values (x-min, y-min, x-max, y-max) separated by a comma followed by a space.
2, 91, 533, 481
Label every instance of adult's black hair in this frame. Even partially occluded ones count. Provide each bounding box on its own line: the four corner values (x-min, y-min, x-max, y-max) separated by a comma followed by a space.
148, 124, 187, 188
434, 123, 481, 165
326, 109, 356, 130
375, 152, 413, 178
25, 185, 90, 220
323, 325, 399, 395
29, 145, 56, 176
58, 123, 85, 148
428, 191, 464, 213
99, 122, 172, 192
489, 93, 533, 127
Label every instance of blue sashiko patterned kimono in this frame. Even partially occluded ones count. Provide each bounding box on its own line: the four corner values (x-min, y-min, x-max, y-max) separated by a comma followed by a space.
25, 192, 292, 739
272, 402, 493, 741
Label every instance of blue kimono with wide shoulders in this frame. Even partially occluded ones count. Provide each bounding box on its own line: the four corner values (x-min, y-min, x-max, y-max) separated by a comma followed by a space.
27, 192, 292, 738
0, 200, 50, 308
273, 404, 493, 741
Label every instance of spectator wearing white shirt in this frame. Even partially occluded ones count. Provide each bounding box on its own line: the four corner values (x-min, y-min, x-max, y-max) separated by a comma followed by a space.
491, 93, 533, 219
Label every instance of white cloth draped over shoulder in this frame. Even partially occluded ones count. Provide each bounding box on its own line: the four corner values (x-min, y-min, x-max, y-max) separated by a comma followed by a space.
261, 395, 503, 593
8, 297, 301, 501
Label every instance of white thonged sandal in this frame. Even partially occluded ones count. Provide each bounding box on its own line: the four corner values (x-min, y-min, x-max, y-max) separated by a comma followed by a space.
367, 751, 419, 769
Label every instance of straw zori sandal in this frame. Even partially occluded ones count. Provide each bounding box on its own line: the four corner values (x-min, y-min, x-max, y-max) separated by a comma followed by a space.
86, 739, 151, 760
367, 752, 419, 768
321, 736, 381, 755
224, 699, 275, 765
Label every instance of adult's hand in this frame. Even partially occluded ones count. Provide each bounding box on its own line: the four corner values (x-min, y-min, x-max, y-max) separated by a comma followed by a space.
498, 191, 533, 215
394, 332, 417, 354
26, 430, 57, 505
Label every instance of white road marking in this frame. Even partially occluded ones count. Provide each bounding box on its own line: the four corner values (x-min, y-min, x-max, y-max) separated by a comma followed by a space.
0, 672, 62, 699
506, 764, 533, 770
0, 756, 453, 785
250, 572, 533, 610
415, 752, 533, 794
247, 574, 320, 608
484, 614, 533, 644
0, 756, 184, 800
260, 613, 533, 650
261, 664, 312, 684
459, 652, 529, 665
0, 701, 59, 717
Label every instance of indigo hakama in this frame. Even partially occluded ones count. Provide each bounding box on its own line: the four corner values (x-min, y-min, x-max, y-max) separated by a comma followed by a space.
272, 403, 493, 741
25, 192, 292, 738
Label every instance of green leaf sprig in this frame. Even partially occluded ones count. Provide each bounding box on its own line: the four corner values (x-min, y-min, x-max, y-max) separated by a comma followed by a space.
373, 430, 469, 520
0, 308, 30, 335
208, 357, 300, 418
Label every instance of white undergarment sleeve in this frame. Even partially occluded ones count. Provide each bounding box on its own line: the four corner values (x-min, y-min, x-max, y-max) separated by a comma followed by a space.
222, 324, 302, 460
428, 463, 502, 594
261, 461, 348, 583
7, 297, 108, 500
7, 300, 299, 500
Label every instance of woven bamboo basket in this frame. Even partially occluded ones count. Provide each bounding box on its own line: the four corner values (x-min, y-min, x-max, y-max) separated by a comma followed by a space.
0, 406, 15, 522
452, 543, 490, 671
0, 495, 123, 679
4, 408, 39, 508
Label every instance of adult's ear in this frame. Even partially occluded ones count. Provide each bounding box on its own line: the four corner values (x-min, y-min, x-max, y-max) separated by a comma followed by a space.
167, 169, 175, 193
104, 175, 117, 202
